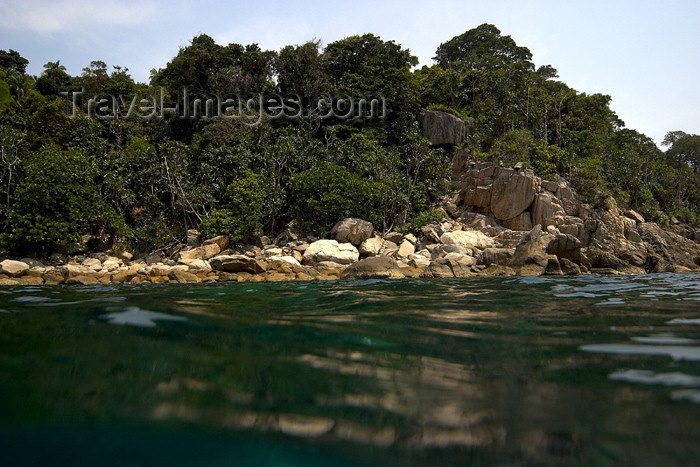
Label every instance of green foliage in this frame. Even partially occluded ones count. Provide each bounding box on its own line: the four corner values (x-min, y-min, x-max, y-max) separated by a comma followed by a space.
404, 208, 447, 234
0, 49, 29, 74
2, 146, 124, 255
663, 130, 700, 172
290, 163, 389, 235
199, 170, 267, 243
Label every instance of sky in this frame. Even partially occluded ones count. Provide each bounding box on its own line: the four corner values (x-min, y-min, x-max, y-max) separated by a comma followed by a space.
0, 0, 698, 146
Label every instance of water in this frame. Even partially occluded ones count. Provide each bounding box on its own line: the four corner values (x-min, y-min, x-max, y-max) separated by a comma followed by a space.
1, 273, 699, 466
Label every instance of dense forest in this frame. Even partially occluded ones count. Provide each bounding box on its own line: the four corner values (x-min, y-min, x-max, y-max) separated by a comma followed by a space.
0, 24, 698, 257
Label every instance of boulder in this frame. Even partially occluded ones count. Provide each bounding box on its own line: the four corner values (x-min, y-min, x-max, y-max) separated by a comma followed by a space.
478, 248, 515, 267
450, 147, 471, 179
82, 257, 102, 271
624, 210, 645, 224
168, 270, 201, 283
407, 253, 431, 268
302, 240, 359, 265
462, 185, 492, 208
502, 211, 533, 231
341, 256, 405, 280
384, 232, 404, 244
510, 225, 555, 275
440, 230, 494, 250
188, 259, 212, 271
442, 253, 476, 277
546, 234, 582, 264
490, 167, 537, 221
395, 240, 415, 259
331, 218, 374, 245
480, 265, 516, 277
431, 244, 469, 260
531, 192, 566, 227
560, 258, 582, 275
358, 237, 384, 257
555, 183, 580, 216
422, 110, 467, 146
421, 224, 442, 243
210, 255, 268, 274
202, 235, 229, 252
0, 259, 30, 277
118, 251, 133, 263
544, 256, 563, 275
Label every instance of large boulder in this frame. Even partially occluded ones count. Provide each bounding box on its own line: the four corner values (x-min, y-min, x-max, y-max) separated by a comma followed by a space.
341, 256, 405, 280
302, 240, 359, 265
489, 168, 537, 221
422, 110, 467, 146
440, 230, 494, 250
331, 218, 374, 245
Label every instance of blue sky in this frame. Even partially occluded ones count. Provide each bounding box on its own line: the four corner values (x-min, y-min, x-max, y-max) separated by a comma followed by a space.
1, 0, 698, 146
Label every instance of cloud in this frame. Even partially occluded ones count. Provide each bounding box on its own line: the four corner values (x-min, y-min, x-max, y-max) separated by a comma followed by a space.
0, 0, 157, 34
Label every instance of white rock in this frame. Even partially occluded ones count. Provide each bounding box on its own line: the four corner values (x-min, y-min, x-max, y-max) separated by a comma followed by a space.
439, 230, 494, 250
188, 259, 212, 271
303, 240, 359, 265
268, 255, 301, 267
0, 259, 30, 277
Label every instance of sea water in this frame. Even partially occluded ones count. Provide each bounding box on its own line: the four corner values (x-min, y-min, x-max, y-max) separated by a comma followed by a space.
1, 273, 699, 466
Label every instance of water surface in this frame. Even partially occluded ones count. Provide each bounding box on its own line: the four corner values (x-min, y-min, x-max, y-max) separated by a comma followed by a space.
1, 273, 699, 465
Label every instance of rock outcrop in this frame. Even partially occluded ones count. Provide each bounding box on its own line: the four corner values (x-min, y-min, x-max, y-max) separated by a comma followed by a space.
422, 110, 468, 146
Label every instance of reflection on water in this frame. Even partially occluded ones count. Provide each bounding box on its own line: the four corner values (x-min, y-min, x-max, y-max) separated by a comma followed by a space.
100, 306, 187, 327
0, 273, 699, 465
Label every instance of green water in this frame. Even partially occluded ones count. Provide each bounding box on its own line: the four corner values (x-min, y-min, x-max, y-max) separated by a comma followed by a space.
1, 274, 700, 466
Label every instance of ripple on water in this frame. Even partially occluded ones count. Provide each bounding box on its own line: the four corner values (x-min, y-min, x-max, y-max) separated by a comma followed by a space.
580, 344, 700, 361
609, 369, 700, 387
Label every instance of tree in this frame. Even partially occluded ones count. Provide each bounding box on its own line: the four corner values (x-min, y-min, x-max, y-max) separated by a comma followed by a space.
323, 33, 419, 141
35, 60, 71, 96
663, 131, 700, 172
0, 49, 29, 74
2, 146, 123, 255
275, 40, 330, 104
434, 24, 534, 72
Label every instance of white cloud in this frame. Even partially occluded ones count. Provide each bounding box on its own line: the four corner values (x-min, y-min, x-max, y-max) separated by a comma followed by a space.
0, 0, 157, 34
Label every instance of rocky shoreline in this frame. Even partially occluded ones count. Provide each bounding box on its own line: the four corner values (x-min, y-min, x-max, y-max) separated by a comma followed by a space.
1, 160, 699, 285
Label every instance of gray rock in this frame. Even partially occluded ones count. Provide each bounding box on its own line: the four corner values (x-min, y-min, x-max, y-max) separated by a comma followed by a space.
490, 167, 537, 221
422, 110, 467, 146
331, 218, 374, 245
